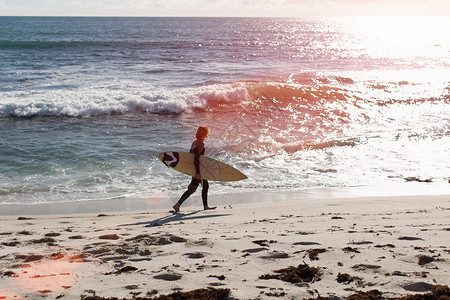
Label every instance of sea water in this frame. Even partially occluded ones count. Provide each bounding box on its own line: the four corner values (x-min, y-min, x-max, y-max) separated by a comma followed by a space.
0, 17, 449, 208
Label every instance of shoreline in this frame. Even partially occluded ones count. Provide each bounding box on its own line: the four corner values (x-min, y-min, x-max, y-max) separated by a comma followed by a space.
0, 183, 448, 216
0, 193, 449, 299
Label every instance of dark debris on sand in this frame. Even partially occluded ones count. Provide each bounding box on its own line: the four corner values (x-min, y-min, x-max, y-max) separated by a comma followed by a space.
79, 285, 450, 300
80, 287, 230, 300
346, 289, 384, 300
126, 234, 187, 245
417, 255, 435, 266
336, 273, 364, 286
259, 263, 321, 284
31, 237, 57, 244
307, 248, 327, 260
252, 239, 277, 247
310, 285, 450, 300
153, 288, 230, 300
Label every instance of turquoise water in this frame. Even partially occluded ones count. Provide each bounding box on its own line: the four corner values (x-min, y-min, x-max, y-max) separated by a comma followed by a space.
1, 17, 449, 206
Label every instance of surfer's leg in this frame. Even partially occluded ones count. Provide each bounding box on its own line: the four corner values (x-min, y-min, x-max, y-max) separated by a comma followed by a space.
173, 203, 181, 212
174, 178, 200, 211
202, 180, 216, 210
201, 180, 209, 207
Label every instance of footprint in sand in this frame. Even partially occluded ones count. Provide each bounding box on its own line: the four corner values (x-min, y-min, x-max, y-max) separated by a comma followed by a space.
242, 248, 268, 253
399, 236, 424, 241
69, 235, 83, 239
351, 264, 382, 271
153, 273, 182, 281
293, 242, 321, 246
260, 252, 290, 259
45, 233, 61, 237
402, 282, 433, 292
184, 252, 206, 259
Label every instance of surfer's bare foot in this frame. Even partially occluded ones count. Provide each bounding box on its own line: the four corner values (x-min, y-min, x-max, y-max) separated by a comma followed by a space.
204, 206, 216, 210
173, 203, 181, 212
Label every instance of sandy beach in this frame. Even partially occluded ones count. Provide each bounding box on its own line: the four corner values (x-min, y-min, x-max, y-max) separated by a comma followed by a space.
1, 193, 449, 299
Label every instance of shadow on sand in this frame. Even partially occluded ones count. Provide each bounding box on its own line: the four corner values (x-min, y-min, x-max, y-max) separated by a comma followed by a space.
119, 210, 232, 227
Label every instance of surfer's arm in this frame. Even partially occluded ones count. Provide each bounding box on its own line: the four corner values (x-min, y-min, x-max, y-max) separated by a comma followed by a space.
194, 152, 201, 176
191, 139, 205, 179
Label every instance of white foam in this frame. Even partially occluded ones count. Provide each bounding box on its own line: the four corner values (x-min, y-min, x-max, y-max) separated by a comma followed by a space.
0, 84, 251, 117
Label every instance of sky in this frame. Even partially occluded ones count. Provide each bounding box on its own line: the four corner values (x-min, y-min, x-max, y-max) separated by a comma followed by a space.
0, 0, 449, 17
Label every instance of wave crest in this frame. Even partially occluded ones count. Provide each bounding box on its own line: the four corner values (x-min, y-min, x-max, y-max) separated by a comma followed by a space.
0, 84, 251, 118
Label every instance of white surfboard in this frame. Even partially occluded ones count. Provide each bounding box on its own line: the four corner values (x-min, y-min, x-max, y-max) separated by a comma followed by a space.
159, 151, 247, 182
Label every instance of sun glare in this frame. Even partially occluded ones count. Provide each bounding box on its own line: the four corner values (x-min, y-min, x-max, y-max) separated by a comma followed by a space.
342, 16, 448, 61
144, 191, 171, 206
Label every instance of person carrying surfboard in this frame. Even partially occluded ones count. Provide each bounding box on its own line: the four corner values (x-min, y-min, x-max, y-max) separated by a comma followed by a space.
173, 126, 216, 212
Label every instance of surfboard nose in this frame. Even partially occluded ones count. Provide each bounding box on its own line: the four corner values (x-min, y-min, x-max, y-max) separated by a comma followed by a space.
161, 152, 179, 168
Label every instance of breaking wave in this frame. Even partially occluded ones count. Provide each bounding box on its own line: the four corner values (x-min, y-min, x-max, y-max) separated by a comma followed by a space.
0, 84, 251, 118
0, 78, 362, 118
2, 70, 447, 119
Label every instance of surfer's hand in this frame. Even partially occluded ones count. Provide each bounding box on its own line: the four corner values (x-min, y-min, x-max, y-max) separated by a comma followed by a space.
195, 173, 201, 180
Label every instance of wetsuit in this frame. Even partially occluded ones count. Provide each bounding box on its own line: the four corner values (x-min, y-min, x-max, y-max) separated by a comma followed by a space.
176, 139, 209, 206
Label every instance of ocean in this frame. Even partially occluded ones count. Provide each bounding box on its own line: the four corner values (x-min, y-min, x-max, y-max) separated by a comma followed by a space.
0, 17, 449, 209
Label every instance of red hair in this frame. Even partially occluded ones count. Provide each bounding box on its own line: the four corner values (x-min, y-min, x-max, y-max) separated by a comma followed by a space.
195, 126, 210, 139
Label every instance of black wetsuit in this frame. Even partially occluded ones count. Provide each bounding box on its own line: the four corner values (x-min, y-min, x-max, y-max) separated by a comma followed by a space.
177, 139, 209, 207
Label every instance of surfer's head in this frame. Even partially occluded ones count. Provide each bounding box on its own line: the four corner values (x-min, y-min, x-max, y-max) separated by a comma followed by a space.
195, 126, 210, 140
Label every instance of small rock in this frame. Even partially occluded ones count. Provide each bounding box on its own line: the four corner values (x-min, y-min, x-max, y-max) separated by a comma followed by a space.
418, 255, 434, 265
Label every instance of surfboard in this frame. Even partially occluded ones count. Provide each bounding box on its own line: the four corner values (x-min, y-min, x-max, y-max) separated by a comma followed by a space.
158, 151, 247, 182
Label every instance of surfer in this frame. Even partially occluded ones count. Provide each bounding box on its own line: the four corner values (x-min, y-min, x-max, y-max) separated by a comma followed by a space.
173, 126, 217, 212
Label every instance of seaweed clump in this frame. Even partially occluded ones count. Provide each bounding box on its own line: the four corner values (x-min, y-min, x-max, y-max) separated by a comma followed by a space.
398, 285, 450, 300
80, 288, 230, 300
153, 287, 230, 300
307, 248, 327, 260
347, 290, 384, 300
336, 273, 364, 287
259, 263, 321, 284
345, 285, 450, 300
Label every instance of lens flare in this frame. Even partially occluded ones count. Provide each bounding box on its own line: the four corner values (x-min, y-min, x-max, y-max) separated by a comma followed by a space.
14, 253, 84, 294
144, 191, 171, 206
0, 289, 25, 300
